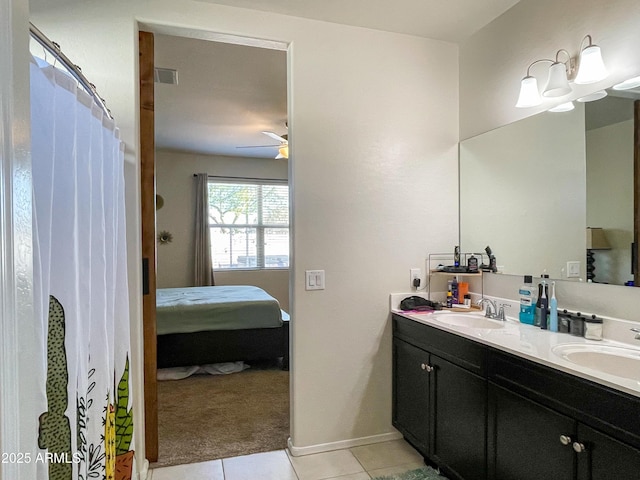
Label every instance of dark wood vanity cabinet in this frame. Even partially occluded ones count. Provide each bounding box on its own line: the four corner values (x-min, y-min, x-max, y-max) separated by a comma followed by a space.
392, 315, 487, 480
392, 313, 640, 480
488, 349, 640, 480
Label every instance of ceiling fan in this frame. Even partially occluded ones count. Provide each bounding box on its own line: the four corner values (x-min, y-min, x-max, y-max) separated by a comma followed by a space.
237, 130, 289, 159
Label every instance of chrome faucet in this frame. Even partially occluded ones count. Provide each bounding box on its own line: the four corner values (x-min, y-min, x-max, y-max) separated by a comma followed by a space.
631, 328, 640, 340
476, 298, 498, 319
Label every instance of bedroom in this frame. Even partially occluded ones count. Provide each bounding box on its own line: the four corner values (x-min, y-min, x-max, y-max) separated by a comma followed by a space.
152, 33, 290, 465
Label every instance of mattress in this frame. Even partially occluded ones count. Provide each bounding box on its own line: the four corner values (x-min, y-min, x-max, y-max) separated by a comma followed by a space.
156, 285, 283, 335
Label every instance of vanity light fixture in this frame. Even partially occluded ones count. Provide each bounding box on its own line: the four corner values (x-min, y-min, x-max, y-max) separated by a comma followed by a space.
612, 75, 640, 90
574, 35, 608, 85
516, 53, 573, 108
548, 101, 575, 113
516, 34, 607, 108
543, 50, 572, 97
577, 90, 607, 102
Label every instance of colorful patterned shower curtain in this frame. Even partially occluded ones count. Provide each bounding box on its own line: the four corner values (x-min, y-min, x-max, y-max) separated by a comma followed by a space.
31, 56, 134, 480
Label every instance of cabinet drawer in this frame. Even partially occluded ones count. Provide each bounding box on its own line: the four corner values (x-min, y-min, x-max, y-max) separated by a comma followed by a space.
393, 314, 487, 376
488, 349, 640, 450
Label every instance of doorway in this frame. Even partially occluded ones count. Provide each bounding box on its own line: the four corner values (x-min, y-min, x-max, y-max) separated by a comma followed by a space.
139, 28, 291, 465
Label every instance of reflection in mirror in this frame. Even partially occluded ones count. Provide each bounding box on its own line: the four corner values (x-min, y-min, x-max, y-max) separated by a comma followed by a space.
460, 87, 638, 287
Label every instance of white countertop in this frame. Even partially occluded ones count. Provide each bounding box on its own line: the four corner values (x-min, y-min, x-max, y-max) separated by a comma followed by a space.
392, 307, 640, 398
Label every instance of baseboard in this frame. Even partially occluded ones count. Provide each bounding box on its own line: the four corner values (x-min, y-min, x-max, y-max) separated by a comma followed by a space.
287, 431, 403, 457
136, 458, 150, 480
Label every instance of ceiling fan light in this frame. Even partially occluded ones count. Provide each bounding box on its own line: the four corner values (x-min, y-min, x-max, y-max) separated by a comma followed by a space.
543, 62, 572, 97
576, 90, 607, 103
277, 145, 289, 159
516, 76, 542, 108
575, 44, 608, 84
548, 101, 575, 113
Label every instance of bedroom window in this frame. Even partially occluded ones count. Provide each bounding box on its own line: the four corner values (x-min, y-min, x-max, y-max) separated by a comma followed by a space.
208, 179, 289, 270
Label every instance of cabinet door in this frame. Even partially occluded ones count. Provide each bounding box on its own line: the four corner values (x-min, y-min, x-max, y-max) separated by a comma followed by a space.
576, 424, 640, 480
393, 338, 430, 455
431, 355, 487, 480
488, 384, 576, 480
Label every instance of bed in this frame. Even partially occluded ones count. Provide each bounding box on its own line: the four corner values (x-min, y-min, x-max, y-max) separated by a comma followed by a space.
156, 285, 289, 370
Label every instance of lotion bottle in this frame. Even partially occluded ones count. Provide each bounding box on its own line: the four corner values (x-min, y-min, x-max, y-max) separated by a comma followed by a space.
549, 281, 558, 332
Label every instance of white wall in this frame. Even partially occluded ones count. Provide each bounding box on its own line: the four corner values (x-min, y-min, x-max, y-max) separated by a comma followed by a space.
31, 0, 459, 460
461, 0, 640, 323
586, 119, 634, 285
155, 149, 290, 311
460, 0, 640, 139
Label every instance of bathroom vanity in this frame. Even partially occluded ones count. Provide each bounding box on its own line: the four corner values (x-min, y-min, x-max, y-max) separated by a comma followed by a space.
391, 310, 640, 480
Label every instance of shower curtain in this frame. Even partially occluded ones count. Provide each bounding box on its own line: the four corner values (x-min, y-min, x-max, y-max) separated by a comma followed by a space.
31, 56, 134, 480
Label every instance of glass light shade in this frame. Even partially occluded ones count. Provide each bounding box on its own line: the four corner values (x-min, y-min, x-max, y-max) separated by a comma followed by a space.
548, 101, 575, 113
516, 76, 541, 108
575, 45, 608, 84
543, 62, 572, 97
612, 75, 640, 90
576, 90, 607, 103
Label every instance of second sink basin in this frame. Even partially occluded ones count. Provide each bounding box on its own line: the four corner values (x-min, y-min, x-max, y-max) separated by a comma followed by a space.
433, 313, 504, 329
551, 344, 640, 381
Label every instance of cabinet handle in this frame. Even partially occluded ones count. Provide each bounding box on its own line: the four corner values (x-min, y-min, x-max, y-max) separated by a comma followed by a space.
559, 435, 572, 446
572, 442, 586, 453
425, 365, 434, 373
421, 363, 426, 370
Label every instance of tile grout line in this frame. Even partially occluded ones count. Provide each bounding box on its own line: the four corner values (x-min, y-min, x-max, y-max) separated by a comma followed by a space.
284, 448, 301, 480
347, 447, 372, 479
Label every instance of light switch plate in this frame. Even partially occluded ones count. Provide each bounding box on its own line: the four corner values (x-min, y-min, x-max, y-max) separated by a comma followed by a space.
567, 261, 581, 278
305, 270, 325, 290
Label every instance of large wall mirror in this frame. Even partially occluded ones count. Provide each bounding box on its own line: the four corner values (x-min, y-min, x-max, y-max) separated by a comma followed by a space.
460, 82, 639, 288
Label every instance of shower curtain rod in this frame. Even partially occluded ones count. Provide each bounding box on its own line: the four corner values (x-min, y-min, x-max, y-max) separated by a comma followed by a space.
29, 22, 113, 119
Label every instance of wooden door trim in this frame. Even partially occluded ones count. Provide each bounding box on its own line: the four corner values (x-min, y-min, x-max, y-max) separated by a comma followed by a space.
139, 30, 158, 462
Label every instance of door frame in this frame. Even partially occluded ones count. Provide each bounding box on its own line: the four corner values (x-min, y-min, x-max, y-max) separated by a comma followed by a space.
139, 30, 158, 462
138, 27, 292, 463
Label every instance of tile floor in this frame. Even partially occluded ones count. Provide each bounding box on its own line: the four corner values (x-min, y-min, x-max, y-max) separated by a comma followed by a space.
149, 439, 426, 480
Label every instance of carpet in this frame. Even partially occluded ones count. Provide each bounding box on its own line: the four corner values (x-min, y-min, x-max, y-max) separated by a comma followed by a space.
153, 365, 289, 468
371, 466, 447, 480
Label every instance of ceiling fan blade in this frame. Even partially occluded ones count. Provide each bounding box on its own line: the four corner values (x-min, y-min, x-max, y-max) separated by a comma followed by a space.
236, 144, 280, 149
262, 131, 287, 143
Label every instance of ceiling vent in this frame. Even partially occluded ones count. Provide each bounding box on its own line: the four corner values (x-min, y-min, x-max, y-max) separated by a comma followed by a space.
154, 68, 178, 85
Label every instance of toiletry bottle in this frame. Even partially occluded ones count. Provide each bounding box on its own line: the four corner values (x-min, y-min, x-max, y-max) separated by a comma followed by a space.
446, 288, 453, 308
451, 276, 459, 305
549, 281, 558, 332
539, 280, 548, 329
454, 246, 460, 267
467, 254, 478, 272
518, 275, 535, 325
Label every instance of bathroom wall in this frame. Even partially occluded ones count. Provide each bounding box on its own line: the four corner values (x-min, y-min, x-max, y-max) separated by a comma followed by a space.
460, 0, 640, 139
31, 0, 460, 461
461, 0, 640, 325
155, 149, 290, 310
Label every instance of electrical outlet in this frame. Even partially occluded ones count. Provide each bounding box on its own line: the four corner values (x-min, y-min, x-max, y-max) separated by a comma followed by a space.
410, 268, 422, 288
567, 261, 581, 278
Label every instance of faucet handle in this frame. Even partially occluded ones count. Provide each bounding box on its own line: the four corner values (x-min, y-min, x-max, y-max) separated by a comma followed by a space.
498, 303, 511, 320
631, 328, 640, 333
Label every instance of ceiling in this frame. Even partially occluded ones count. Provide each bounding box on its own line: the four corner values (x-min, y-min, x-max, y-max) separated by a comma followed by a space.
151, 0, 522, 158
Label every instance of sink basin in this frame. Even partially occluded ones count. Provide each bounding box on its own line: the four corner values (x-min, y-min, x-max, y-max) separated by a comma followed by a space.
551, 344, 640, 381
433, 313, 504, 329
